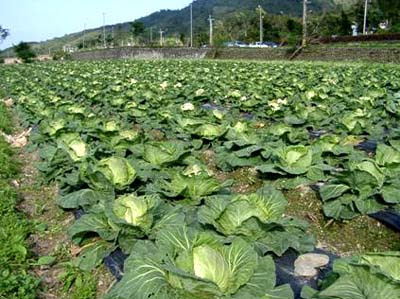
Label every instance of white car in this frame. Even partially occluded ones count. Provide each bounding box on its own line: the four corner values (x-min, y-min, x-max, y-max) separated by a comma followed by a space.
250, 42, 278, 48
225, 41, 249, 48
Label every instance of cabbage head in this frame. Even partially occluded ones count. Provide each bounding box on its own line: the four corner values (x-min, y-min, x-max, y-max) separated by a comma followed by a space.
58, 133, 87, 161
97, 157, 136, 189
105, 223, 294, 299
276, 145, 313, 174
112, 194, 158, 230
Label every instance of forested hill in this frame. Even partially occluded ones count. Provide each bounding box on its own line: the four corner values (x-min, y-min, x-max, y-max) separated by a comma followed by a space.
0, 0, 362, 55
137, 0, 337, 33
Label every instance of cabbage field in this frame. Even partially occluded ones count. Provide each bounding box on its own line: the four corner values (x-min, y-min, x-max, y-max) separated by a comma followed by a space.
1, 60, 400, 299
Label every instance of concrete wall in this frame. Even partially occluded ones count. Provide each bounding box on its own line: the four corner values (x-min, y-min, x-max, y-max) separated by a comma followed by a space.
213, 48, 288, 61
70, 46, 400, 64
71, 47, 210, 60
298, 47, 400, 63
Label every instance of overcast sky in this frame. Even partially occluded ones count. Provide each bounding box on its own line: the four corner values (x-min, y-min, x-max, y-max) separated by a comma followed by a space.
0, 0, 192, 49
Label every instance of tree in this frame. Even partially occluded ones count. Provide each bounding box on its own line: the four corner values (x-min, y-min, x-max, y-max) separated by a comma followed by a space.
131, 21, 145, 36
0, 25, 9, 43
339, 10, 352, 35
14, 42, 36, 63
376, 0, 400, 28
287, 18, 302, 34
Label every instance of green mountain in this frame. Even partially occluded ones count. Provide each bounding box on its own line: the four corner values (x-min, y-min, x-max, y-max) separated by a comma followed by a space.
137, 0, 335, 31
1, 0, 343, 56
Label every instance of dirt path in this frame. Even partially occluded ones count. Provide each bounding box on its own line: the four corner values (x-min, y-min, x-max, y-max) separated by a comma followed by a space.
13, 131, 114, 298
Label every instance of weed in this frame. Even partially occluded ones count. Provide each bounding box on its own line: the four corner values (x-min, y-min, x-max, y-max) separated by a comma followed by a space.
0, 104, 40, 298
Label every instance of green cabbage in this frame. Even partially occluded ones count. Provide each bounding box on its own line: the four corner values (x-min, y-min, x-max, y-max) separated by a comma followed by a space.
112, 194, 158, 230
96, 157, 136, 189
58, 133, 87, 161
276, 145, 313, 174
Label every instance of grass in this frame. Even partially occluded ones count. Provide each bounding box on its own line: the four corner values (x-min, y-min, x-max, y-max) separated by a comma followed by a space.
285, 189, 400, 255
0, 103, 12, 134
0, 103, 40, 299
14, 127, 113, 298
0, 102, 109, 299
312, 41, 400, 49
202, 149, 400, 256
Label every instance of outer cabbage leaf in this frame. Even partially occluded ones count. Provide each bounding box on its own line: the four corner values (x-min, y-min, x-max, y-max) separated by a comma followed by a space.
56, 188, 112, 214
143, 141, 188, 167
106, 225, 291, 299
304, 252, 400, 299
163, 173, 221, 198
225, 121, 260, 145
375, 144, 400, 166
41, 118, 67, 136
198, 185, 287, 236
67, 214, 119, 244
195, 123, 227, 140
319, 184, 351, 202
353, 160, 385, 188
109, 129, 141, 151
57, 133, 88, 161
73, 240, 116, 271
233, 255, 293, 299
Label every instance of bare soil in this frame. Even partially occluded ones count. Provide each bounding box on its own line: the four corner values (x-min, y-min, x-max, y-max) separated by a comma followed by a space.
14, 132, 114, 298
202, 149, 400, 256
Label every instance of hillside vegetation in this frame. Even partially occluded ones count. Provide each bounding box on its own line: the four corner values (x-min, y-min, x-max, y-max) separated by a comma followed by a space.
1, 0, 399, 57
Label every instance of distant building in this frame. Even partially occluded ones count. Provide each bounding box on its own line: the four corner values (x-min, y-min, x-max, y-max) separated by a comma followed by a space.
63, 45, 77, 53
379, 20, 389, 30
4, 57, 22, 64
37, 55, 51, 61
4, 55, 51, 64
351, 24, 358, 36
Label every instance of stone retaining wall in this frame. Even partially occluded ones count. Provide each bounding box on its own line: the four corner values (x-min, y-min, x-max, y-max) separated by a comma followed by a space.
299, 47, 400, 63
71, 47, 210, 60
71, 46, 400, 63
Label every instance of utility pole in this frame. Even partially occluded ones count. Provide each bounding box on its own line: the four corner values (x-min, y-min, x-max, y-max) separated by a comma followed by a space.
302, 0, 307, 47
190, 3, 193, 47
102, 12, 106, 48
363, 0, 368, 35
258, 5, 263, 44
208, 15, 214, 47
159, 28, 164, 46
150, 27, 153, 44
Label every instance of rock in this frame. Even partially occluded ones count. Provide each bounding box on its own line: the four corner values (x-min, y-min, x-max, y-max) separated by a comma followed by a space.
294, 253, 330, 278
181, 102, 195, 111
12, 136, 28, 148
11, 179, 20, 188
0, 128, 31, 148
3, 98, 14, 107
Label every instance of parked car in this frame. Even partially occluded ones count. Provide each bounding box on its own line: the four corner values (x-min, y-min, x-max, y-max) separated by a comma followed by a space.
249, 42, 279, 48
224, 41, 249, 48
